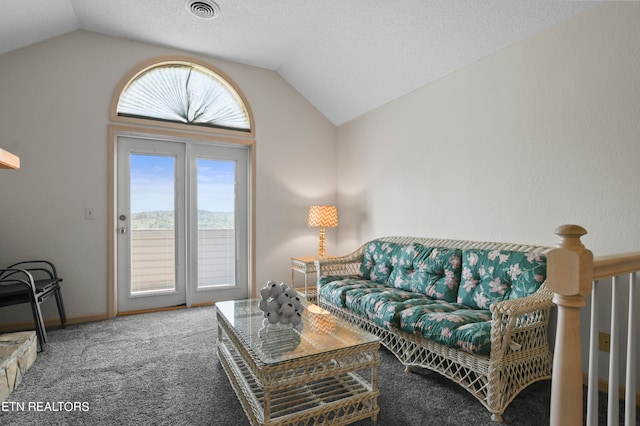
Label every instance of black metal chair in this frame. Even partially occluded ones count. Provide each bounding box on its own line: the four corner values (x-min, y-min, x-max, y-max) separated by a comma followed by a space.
0, 260, 66, 351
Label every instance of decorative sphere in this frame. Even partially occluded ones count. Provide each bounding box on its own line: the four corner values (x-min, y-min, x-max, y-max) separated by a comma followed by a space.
270, 283, 283, 297
280, 302, 296, 316
267, 299, 280, 312
284, 288, 297, 298
266, 310, 280, 324
276, 292, 290, 305
259, 287, 271, 300
291, 296, 302, 310
259, 299, 268, 312
279, 314, 291, 324
290, 311, 302, 325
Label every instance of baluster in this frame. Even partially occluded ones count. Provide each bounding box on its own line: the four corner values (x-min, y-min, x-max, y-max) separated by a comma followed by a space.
625, 272, 637, 426
608, 276, 621, 424
586, 280, 600, 426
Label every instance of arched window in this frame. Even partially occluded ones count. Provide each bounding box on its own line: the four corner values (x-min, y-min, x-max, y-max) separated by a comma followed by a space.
115, 60, 252, 132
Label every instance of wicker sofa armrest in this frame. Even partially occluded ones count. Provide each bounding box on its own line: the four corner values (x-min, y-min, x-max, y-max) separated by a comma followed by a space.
315, 243, 367, 278
489, 283, 555, 356
491, 283, 554, 317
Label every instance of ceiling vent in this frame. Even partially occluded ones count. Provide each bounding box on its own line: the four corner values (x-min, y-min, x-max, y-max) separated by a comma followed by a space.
185, 0, 220, 19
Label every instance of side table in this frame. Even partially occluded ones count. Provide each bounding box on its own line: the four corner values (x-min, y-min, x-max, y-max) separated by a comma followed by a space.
290, 256, 318, 302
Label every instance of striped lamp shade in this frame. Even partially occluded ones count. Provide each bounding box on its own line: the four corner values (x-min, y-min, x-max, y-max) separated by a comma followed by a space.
307, 205, 338, 228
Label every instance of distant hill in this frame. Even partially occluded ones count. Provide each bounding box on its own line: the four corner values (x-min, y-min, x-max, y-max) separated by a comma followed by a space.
131, 210, 234, 229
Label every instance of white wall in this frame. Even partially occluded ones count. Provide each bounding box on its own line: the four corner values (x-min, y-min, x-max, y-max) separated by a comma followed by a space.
336, 3, 640, 257
0, 30, 336, 323
335, 3, 640, 383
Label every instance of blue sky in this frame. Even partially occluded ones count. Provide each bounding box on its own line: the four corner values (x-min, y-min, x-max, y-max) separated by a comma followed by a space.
130, 154, 235, 213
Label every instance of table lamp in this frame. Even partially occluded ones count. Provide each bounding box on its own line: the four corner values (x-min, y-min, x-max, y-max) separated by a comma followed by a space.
307, 205, 338, 258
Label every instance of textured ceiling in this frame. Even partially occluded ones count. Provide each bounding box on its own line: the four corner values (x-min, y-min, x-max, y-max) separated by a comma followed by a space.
0, 0, 599, 125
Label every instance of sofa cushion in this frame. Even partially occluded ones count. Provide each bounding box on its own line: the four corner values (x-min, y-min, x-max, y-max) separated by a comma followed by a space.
399, 305, 492, 356
457, 249, 547, 309
418, 247, 462, 302
317, 277, 386, 308
345, 288, 433, 330
359, 241, 400, 284
388, 245, 462, 303
387, 244, 432, 291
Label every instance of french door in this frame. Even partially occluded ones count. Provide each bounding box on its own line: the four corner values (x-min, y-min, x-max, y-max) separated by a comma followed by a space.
116, 134, 249, 312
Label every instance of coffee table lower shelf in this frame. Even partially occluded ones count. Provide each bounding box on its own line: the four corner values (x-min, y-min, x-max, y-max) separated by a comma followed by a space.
217, 330, 379, 426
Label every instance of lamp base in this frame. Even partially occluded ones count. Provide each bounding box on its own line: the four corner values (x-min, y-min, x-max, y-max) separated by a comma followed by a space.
317, 227, 326, 258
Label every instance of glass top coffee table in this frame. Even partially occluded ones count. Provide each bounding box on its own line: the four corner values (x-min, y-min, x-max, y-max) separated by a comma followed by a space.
216, 298, 380, 426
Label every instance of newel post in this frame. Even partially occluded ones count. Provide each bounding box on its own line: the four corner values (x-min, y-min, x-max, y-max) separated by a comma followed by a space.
547, 224, 593, 426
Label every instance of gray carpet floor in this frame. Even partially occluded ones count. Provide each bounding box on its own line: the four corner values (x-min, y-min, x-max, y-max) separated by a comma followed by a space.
0, 306, 613, 425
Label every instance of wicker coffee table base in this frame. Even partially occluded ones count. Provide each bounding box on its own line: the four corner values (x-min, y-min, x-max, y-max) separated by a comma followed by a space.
217, 311, 380, 426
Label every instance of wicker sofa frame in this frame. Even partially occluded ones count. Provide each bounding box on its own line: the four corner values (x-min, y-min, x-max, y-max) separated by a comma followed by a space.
315, 236, 555, 423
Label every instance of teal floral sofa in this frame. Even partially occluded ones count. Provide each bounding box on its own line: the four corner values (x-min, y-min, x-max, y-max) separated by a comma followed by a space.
315, 236, 555, 422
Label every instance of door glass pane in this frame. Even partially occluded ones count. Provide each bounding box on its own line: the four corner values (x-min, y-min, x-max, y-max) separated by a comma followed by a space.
197, 158, 236, 288
130, 154, 176, 294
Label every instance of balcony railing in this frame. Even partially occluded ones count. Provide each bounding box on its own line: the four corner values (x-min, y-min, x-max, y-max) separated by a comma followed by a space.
130, 228, 235, 292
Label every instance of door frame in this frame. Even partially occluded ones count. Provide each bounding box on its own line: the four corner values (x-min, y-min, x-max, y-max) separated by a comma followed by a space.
108, 124, 256, 318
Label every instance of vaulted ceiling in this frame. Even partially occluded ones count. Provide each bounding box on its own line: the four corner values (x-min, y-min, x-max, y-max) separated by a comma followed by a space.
0, 0, 599, 125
